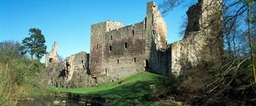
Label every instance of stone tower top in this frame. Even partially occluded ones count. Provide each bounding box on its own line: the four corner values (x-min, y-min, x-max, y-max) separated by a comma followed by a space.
45, 41, 60, 67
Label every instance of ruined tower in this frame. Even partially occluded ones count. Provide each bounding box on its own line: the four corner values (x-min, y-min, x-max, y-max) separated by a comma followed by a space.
199, 0, 223, 60
171, 0, 223, 75
145, 2, 169, 75
45, 41, 59, 67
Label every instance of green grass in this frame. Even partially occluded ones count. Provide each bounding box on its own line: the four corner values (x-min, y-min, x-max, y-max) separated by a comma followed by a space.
55, 71, 160, 94
53, 71, 176, 105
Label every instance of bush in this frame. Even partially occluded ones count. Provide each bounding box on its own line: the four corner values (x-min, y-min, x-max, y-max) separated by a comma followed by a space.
0, 41, 45, 105
150, 74, 184, 101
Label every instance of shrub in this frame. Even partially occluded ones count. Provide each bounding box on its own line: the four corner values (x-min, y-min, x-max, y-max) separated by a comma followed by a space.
0, 41, 45, 105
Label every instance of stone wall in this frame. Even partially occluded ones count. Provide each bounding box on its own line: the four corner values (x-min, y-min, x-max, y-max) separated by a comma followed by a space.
145, 2, 169, 75
170, 0, 223, 75
63, 51, 89, 81
42, 46, 92, 87
105, 22, 146, 79
89, 22, 107, 75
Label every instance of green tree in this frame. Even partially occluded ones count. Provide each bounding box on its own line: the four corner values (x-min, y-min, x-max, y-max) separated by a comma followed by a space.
21, 28, 47, 59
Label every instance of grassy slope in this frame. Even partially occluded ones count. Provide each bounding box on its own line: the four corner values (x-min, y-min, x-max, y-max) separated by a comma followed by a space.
56, 71, 160, 94
54, 72, 175, 105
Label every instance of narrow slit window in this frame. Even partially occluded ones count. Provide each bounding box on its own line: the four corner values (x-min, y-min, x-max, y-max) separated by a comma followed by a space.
117, 59, 119, 64
97, 43, 98, 49
144, 18, 147, 29
124, 43, 127, 49
111, 36, 113, 40
134, 58, 136, 62
132, 30, 134, 36
110, 46, 112, 51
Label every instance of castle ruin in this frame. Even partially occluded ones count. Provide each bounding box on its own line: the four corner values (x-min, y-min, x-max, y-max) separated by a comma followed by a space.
43, 0, 223, 87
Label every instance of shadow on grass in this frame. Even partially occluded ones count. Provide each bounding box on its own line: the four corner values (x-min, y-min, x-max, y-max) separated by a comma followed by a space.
90, 80, 154, 105
85, 78, 175, 106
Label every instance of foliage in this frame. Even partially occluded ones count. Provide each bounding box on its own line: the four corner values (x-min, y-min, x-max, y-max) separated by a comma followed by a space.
0, 40, 45, 105
157, 0, 256, 105
150, 74, 183, 101
21, 28, 47, 59
153, 59, 256, 105
0, 40, 23, 57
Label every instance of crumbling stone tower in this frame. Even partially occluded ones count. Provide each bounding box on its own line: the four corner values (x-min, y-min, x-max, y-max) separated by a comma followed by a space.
186, 0, 223, 59
145, 2, 168, 75
171, 0, 223, 75
45, 41, 59, 67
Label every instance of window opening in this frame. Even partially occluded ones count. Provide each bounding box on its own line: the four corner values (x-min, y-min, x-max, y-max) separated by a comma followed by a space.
109, 46, 112, 51
145, 18, 147, 29
134, 58, 137, 62
124, 43, 127, 49
81, 60, 83, 63
111, 36, 113, 40
97, 43, 98, 49
145, 59, 149, 68
117, 59, 119, 64
132, 30, 134, 36
49, 58, 53, 62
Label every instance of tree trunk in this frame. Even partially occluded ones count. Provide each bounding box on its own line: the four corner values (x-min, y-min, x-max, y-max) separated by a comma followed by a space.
247, 6, 256, 82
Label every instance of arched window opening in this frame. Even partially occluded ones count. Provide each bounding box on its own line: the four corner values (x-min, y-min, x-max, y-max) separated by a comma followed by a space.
109, 46, 112, 51
132, 30, 135, 36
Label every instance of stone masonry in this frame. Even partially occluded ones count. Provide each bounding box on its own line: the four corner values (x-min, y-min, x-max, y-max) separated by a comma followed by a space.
42, 0, 223, 87
89, 1, 168, 80
45, 41, 59, 67
171, 0, 223, 75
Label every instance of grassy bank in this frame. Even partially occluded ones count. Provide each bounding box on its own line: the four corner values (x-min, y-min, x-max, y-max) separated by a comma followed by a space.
54, 72, 176, 105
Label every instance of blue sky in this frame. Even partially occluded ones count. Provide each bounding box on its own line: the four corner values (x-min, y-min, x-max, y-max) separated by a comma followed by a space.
0, 0, 196, 62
